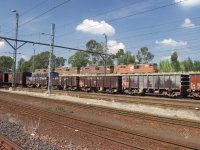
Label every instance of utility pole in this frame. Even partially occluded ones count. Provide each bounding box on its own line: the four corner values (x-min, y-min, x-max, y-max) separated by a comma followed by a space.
32, 44, 35, 72
103, 33, 108, 76
48, 23, 55, 94
12, 10, 19, 87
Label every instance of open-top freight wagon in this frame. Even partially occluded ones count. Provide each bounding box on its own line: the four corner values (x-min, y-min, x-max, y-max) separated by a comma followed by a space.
2, 72, 31, 87
0, 71, 3, 86
79, 75, 122, 93
122, 74, 189, 97
60, 76, 80, 91
26, 72, 59, 88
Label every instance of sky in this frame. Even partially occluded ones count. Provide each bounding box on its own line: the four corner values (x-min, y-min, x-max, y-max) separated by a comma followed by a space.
0, 0, 200, 65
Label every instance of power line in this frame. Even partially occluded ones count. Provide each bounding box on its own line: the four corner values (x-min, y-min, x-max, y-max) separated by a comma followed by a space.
55, 0, 148, 29
55, 0, 187, 38
0, 36, 110, 56
2, 0, 71, 36
56, 15, 200, 46
0, 0, 50, 32
20, 0, 71, 27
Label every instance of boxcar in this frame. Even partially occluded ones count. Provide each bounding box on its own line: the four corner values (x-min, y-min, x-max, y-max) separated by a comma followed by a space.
188, 74, 200, 98
122, 74, 189, 97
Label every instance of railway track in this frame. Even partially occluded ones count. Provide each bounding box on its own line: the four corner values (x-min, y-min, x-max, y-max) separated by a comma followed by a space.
11, 87, 200, 110
0, 134, 22, 150
0, 94, 200, 149
0, 90, 200, 128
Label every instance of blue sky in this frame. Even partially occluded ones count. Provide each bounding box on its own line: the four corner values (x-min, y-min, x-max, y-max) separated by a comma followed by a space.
0, 0, 200, 65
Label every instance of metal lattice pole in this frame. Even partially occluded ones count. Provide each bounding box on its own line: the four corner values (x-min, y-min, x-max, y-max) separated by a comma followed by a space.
12, 10, 19, 88
47, 23, 55, 94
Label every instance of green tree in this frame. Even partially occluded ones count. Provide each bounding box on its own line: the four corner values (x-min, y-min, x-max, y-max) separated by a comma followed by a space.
27, 51, 65, 71
68, 51, 90, 67
55, 57, 66, 67
0, 56, 13, 72
171, 51, 180, 72
181, 57, 193, 72
115, 49, 135, 65
193, 60, 200, 71
159, 59, 174, 72
126, 51, 135, 64
136, 47, 154, 64
86, 40, 114, 66
17, 58, 31, 72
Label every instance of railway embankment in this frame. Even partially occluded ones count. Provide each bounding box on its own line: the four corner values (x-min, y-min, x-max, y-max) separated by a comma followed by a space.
1, 89, 200, 122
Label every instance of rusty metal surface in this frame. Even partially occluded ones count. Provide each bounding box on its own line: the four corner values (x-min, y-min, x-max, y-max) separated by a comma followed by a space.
122, 74, 189, 94
190, 74, 200, 91
0, 71, 3, 83
114, 64, 157, 74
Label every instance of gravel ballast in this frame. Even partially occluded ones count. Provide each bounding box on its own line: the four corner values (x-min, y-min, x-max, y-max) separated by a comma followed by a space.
1, 89, 200, 121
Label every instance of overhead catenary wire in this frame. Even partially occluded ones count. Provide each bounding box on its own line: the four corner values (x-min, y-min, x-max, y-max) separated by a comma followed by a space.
54, 0, 188, 39
0, 0, 50, 34
2, 0, 71, 36
0, 36, 111, 56
1, 0, 198, 62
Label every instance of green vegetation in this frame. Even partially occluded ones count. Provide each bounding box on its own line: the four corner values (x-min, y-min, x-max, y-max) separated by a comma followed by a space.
17, 51, 66, 72
1, 40, 199, 73
158, 51, 200, 73
136, 47, 154, 64
115, 49, 135, 65
0, 56, 13, 72
47, 106, 65, 112
68, 51, 90, 67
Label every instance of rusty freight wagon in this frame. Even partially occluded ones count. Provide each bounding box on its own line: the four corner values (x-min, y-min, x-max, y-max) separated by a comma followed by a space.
26, 72, 59, 88
122, 74, 189, 97
3, 72, 31, 87
61, 76, 80, 91
0, 71, 3, 86
79, 76, 97, 92
96, 75, 122, 93
188, 74, 200, 98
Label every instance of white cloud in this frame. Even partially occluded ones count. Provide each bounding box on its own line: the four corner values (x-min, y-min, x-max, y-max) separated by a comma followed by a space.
0, 41, 5, 49
156, 38, 187, 47
182, 18, 196, 28
107, 40, 125, 54
175, 0, 200, 8
76, 19, 115, 36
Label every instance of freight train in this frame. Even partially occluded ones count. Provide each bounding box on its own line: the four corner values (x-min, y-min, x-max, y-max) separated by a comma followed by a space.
0, 71, 200, 98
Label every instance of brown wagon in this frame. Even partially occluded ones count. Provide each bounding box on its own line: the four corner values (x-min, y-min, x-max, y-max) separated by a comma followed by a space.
188, 74, 200, 98
122, 74, 189, 97
3, 72, 31, 87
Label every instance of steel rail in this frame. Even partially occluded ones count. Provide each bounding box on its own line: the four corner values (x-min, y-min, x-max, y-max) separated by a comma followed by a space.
0, 96, 199, 149
0, 134, 23, 150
